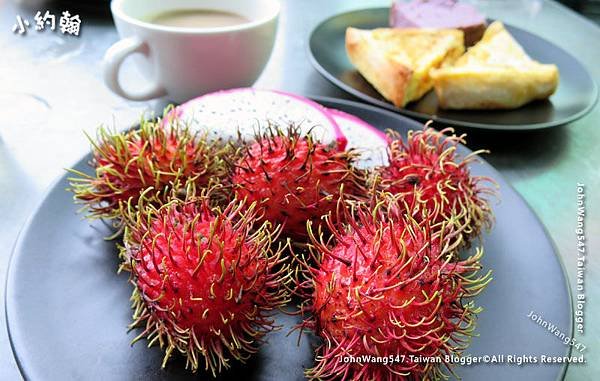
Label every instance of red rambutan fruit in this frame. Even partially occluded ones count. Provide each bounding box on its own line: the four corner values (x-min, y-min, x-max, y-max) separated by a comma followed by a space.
121, 194, 290, 375
296, 194, 491, 381
231, 126, 366, 240
376, 126, 496, 248
68, 119, 230, 224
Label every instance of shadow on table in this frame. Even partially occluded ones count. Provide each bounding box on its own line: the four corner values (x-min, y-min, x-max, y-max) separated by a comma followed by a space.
447, 123, 571, 174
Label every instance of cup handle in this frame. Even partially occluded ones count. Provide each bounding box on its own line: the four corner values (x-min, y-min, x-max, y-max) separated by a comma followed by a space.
103, 37, 167, 101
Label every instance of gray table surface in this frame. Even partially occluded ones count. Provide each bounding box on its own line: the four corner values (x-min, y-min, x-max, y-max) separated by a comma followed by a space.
1, 0, 598, 380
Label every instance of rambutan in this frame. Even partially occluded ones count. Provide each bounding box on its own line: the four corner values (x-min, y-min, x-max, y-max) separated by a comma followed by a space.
231, 126, 366, 240
375, 126, 495, 247
68, 119, 230, 224
121, 194, 290, 375
297, 194, 491, 380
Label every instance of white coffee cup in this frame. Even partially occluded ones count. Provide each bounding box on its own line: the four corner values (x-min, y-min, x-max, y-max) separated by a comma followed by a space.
104, 0, 280, 103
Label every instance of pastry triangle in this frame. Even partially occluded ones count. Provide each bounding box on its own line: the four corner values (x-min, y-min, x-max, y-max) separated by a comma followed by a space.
430, 21, 559, 109
346, 27, 465, 107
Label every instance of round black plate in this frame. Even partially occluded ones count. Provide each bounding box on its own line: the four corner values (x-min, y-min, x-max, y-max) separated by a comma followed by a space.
6, 98, 572, 380
309, 8, 598, 130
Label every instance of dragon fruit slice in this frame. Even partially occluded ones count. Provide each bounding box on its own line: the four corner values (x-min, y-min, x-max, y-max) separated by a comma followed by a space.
169, 88, 347, 150
328, 108, 388, 168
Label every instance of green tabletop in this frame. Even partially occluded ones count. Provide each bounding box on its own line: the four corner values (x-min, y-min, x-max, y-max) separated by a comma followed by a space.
0, 0, 597, 380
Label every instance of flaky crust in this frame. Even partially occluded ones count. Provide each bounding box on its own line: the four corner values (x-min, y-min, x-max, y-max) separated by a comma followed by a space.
345, 27, 464, 107
431, 67, 558, 109
346, 27, 411, 107
431, 21, 559, 110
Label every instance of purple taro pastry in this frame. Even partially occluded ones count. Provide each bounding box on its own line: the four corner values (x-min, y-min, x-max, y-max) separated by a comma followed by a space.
390, 0, 487, 46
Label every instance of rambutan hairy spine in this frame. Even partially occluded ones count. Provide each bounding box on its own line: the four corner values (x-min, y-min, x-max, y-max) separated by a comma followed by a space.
374, 124, 498, 250
295, 193, 492, 381
67, 116, 232, 230
121, 189, 291, 376
231, 124, 368, 240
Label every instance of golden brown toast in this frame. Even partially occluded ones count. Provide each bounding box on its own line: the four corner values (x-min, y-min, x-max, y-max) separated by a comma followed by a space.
430, 21, 559, 110
345, 27, 465, 107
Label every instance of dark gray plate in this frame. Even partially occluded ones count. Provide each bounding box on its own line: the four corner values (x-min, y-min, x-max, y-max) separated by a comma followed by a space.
309, 8, 598, 130
5, 98, 572, 380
